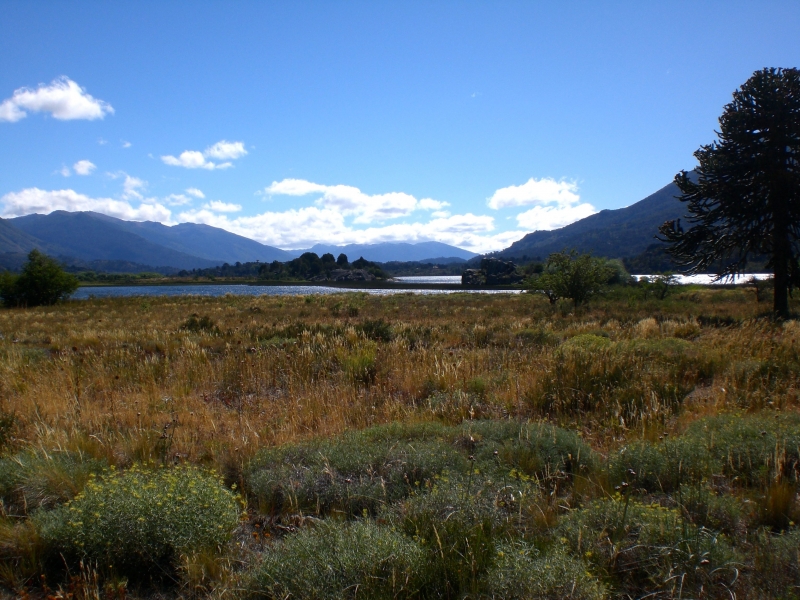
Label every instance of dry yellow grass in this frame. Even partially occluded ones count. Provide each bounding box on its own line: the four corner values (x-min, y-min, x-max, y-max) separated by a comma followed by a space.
0, 286, 796, 476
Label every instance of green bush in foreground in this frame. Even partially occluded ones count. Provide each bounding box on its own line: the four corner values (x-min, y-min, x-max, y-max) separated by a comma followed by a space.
246, 423, 466, 517
610, 412, 800, 492
38, 464, 241, 580
486, 540, 606, 600
247, 520, 425, 599
557, 498, 737, 598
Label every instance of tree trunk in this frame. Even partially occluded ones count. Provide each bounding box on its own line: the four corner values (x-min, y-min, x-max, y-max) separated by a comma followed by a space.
773, 212, 791, 317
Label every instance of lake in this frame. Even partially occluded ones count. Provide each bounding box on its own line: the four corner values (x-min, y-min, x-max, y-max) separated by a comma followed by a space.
72, 276, 517, 300
70, 273, 771, 300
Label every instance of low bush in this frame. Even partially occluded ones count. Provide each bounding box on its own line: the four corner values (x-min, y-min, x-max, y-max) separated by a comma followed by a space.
246, 422, 466, 517
557, 498, 738, 598
37, 464, 241, 581
463, 419, 598, 482
247, 520, 425, 599
486, 540, 606, 600
749, 528, 800, 596
610, 413, 800, 492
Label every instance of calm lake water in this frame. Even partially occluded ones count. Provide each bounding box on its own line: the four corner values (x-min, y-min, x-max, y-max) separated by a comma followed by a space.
71, 274, 771, 300
72, 277, 517, 300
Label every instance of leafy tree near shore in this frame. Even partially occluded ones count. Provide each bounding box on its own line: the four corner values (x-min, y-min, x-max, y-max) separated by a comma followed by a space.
659, 67, 800, 316
0, 249, 79, 307
529, 250, 613, 306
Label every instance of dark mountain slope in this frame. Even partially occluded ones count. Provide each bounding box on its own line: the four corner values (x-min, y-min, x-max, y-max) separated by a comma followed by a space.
0, 218, 63, 255
10, 212, 218, 270
497, 180, 686, 260
89, 216, 291, 263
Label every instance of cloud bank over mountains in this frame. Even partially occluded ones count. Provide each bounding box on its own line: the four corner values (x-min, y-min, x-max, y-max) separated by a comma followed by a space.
0, 174, 596, 253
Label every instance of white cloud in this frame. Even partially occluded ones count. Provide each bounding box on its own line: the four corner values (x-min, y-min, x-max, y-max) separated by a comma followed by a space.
515, 203, 597, 231
121, 140, 131, 148
73, 160, 96, 176
486, 177, 597, 233
59, 166, 71, 177
0, 77, 113, 122
488, 178, 581, 209
0, 188, 171, 222
107, 172, 146, 200
185, 187, 205, 198
264, 179, 450, 224
164, 194, 193, 206
204, 140, 247, 160
203, 200, 242, 213
177, 205, 516, 254
161, 139, 245, 170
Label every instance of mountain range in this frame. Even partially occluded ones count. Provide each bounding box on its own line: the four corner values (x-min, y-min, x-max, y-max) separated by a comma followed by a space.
495, 179, 685, 262
0, 178, 687, 272
0, 212, 477, 272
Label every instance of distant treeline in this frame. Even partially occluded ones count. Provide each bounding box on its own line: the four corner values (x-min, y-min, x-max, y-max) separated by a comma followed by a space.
175, 252, 388, 281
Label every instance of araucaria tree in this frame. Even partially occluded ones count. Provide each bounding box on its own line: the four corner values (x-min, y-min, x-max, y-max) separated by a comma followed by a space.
659, 67, 800, 316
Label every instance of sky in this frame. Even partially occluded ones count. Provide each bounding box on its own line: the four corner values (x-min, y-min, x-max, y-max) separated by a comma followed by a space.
1, 2, 799, 253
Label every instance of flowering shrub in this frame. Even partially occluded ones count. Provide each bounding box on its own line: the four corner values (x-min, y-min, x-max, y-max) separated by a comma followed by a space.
38, 464, 241, 578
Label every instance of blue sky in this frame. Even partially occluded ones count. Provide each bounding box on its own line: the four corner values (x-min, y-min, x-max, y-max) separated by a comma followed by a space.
1, 2, 799, 252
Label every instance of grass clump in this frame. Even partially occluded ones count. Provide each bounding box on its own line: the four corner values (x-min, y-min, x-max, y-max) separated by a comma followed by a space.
463, 419, 597, 481
246, 422, 465, 518
246, 520, 425, 599
486, 540, 606, 600
610, 412, 800, 492
38, 464, 241, 581
557, 498, 737, 598
0, 450, 106, 516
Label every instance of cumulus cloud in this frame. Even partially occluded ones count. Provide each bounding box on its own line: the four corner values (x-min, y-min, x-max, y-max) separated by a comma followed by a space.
488, 177, 581, 209
121, 140, 132, 148
264, 179, 450, 224
515, 203, 598, 231
185, 187, 205, 198
73, 160, 96, 176
58, 166, 71, 177
0, 77, 113, 122
176, 205, 515, 254
0, 188, 171, 222
161, 139, 246, 170
203, 201, 242, 213
204, 141, 247, 160
487, 177, 597, 233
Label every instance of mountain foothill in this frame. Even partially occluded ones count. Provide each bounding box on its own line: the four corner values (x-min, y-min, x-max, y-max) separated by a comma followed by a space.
0, 179, 686, 274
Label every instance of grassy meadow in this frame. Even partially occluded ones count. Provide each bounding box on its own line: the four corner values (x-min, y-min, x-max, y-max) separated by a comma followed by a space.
1, 286, 799, 598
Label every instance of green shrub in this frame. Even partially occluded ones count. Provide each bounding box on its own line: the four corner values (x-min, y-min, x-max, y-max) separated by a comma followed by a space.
356, 319, 393, 342
486, 540, 606, 600
557, 498, 737, 598
38, 464, 241, 580
392, 481, 510, 598
246, 422, 465, 517
610, 413, 800, 492
464, 419, 598, 481
0, 450, 106, 516
180, 314, 219, 334
750, 528, 800, 596
247, 520, 425, 599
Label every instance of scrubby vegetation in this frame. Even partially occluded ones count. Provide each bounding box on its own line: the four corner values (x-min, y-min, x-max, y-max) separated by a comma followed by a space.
0, 287, 799, 597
